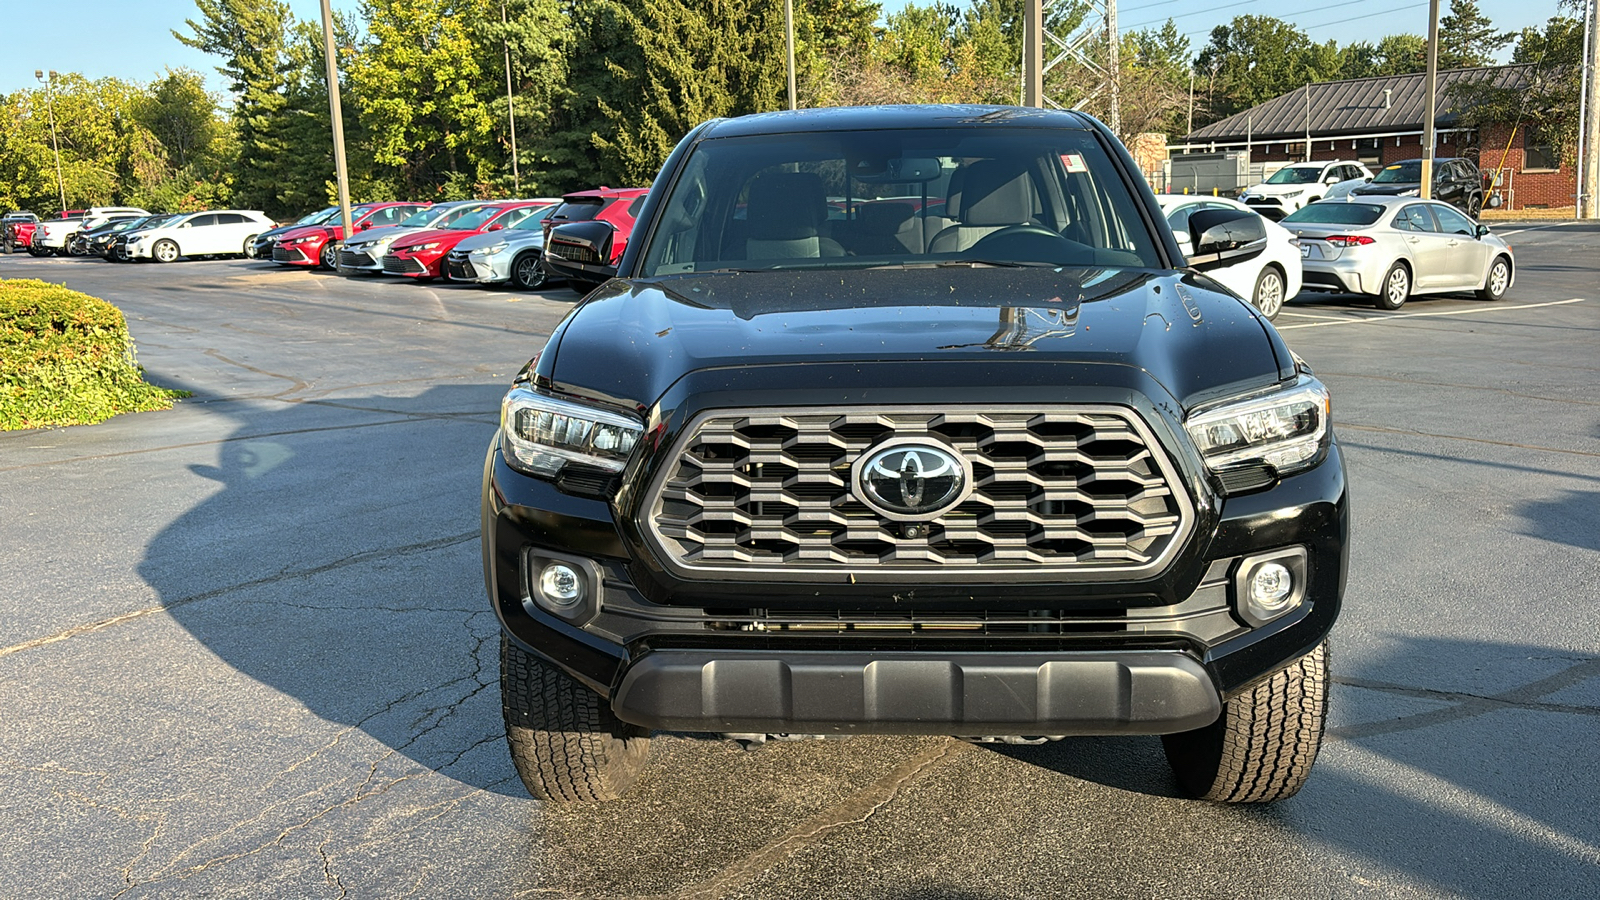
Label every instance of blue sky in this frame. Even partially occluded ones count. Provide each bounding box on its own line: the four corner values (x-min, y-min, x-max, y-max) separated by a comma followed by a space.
1, 0, 1562, 98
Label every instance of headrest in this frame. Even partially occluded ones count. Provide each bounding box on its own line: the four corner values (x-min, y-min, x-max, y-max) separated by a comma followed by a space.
745, 172, 828, 241
949, 160, 1033, 227
855, 202, 915, 230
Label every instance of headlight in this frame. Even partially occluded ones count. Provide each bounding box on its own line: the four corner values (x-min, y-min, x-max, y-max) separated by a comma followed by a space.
500, 387, 644, 477
473, 241, 510, 256
1185, 375, 1330, 477
398, 242, 440, 253
1283, 189, 1304, 198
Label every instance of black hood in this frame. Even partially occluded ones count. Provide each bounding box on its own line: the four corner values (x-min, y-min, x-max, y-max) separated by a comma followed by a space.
544, 267, 1290, 414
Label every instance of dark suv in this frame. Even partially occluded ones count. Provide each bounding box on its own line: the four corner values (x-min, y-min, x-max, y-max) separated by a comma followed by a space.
539, 187, 650, 293
482, 106, 1347, 805
1351, 157, 1485, 217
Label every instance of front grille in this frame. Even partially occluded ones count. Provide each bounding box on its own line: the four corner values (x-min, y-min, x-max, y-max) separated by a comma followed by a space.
444, 252, 478, 280
549, 240, 601, 266
339, 250, 375, 268
272, 246, 296, 262
646, 406, 1193, 582
383, 254, 426, 275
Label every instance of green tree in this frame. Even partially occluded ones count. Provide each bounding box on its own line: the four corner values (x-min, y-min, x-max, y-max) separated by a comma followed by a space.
595, 0, 790, 186
472, 0, 574, 193
1340, 34, 1428, 79
175, 0, 299, 213
1450, 8, 1584, 166
1193, 16, 1342, 123
1438, 0, 1513, 69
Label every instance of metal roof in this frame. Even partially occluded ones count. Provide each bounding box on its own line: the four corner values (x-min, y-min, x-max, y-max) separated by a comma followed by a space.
1184, 65, 1532, 144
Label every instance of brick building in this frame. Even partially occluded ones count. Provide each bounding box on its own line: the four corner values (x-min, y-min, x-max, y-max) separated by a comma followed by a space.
1177, 65, 1575, 211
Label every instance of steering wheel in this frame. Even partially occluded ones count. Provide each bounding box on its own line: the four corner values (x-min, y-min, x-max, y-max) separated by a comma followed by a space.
968, 224, 1080, 264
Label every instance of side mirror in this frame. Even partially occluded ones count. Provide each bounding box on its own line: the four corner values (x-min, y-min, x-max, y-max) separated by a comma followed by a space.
1186, 208, 1268, 271
1363, 177, 1373, 183
486, 222, 505, 231
1325, 175, 1340, 184
1476, 223, 1491, 238
357, 220, 372, 231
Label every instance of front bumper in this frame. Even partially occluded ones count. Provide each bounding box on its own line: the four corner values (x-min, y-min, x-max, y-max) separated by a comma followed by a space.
444, 251, 510, 283
382, 252, 438, 277
484, 428, 1349, 735
272, 243, 319, 266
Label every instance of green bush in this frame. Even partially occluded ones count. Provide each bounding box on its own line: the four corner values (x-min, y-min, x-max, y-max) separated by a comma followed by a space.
1, 278, 186, 430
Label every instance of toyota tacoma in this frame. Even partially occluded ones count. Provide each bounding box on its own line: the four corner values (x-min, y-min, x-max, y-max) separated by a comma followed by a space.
482, 105, 1347, 804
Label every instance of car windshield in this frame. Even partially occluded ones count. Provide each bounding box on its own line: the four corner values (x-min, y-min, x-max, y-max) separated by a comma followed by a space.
1371, 162, 1421, 184
509, 206, 555, 231
401, 205, 452, 227
449, 206, 504, 230
1265, 167, 1322, 184
299, 207, 339, 225
638, 126, 1162, 277
1282, 203, 1386, 225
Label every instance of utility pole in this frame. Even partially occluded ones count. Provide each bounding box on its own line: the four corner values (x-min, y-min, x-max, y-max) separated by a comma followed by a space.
1422, 0, 1440, 200
320, 0, 354, 239
784, 0, 796, 111
1582, 0, 1600, 218
1106, 0, 1120, 135
34, 70, 67, 214
1024, 0, 1042, 107
502, 1, 520, 192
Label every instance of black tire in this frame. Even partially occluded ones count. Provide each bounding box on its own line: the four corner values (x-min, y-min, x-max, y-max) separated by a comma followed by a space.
500, 635, 652, 802
319, 241, 338, 270
1466, 195, 1482, 220
1477, 254, 1511, 301
510, 251, 549, 290
152, 239, 180, 264
1163, 641, 1329, 803
1251, 264, 1287, 320
1375, 261, 1410, 310
27, 245, 50, 257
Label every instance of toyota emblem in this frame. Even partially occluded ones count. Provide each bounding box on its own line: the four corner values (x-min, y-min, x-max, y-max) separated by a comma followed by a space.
851, 439, 973, 521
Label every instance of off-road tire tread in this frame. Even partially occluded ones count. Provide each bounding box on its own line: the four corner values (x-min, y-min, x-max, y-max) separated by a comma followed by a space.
500, 636, 651, 802
1163, 641, 1328, 803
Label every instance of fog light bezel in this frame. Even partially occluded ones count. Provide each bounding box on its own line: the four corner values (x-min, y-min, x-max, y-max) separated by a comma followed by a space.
522, 548, 604, 625
1232, 546, 1309, 627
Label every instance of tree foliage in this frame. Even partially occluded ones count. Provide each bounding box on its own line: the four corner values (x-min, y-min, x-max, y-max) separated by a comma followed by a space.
1439, 0, 1514, 69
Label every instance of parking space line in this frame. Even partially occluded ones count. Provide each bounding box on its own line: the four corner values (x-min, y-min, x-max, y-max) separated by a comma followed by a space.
1276, 310, 1353, 322
1277, 298, 1587, 329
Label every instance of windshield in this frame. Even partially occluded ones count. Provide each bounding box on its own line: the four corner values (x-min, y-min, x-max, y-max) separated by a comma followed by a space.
298, 207, 339, 225
1265, 167, 1323, 184
1282, 203, 1385, 225
401, 205, 453, 227
448, 206, 505, 230
639, 127, 1162, 276
1371, 162, 1421, 184
509, 206, 555, 231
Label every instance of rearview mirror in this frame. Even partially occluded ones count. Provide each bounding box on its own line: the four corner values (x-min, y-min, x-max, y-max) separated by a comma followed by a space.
1186, 208, 1267, 271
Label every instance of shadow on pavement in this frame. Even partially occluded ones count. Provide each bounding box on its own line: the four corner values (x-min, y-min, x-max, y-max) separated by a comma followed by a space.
137, 381, 525, 796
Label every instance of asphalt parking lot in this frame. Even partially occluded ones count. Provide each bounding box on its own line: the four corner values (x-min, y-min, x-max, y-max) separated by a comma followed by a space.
3, 229, 1597, 899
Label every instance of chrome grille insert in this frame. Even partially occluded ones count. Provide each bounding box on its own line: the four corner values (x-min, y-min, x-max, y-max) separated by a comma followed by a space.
644, 406, 1193, 582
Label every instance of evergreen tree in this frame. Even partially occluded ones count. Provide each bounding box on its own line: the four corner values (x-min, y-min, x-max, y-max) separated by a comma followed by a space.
1438, 0, 1513, 69
175, 0, 298, 214
595, 0, 789, 186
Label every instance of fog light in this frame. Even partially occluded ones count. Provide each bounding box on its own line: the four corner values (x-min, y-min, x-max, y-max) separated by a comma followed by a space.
537, 562, 584, 610
1249, 563, 1293, 610
1233, 548, 1307, 627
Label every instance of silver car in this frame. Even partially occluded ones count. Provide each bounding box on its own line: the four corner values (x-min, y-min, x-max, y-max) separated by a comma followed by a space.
443, 205, 558, 289
338, 201, 486, 274
1280, 197, 1513, 310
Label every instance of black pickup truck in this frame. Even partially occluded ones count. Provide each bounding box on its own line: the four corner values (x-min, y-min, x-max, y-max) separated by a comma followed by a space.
482, 105, 1347, 804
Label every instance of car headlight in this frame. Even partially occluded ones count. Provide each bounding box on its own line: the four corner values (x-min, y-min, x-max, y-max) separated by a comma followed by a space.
1185, 375, 1330, 477
1282, 189, 1304, 198
500, 387, 644, 477
473, 241, 509, 256
398, 241, 441, 253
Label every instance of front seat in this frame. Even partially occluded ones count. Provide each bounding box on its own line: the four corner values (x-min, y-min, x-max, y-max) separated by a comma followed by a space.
929, 160, 1035, 254
743, 172, 846, 260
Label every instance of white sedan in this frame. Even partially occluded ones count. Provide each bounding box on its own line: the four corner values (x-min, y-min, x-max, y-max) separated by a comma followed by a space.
1156, 195, 1302, 321
124, 210, 276, 262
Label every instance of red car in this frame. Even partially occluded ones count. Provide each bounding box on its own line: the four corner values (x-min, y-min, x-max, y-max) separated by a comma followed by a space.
272, 202, 429, 269
539, 186, 650, 293
381, 201, 550, 280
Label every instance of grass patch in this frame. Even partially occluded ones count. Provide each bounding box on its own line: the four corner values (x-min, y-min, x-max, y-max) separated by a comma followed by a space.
1, 278, 188, 430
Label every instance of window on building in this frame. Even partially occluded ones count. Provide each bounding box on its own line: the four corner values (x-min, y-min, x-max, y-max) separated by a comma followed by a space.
1524, 141, 1559, 172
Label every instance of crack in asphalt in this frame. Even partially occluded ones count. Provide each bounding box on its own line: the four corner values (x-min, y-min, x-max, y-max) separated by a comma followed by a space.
0, 532, 478, 661
1328, 657, 1600, 743
663, 740, 970, 900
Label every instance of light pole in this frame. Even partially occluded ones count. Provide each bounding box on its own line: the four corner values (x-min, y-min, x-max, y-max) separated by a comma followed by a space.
502, 0, 520, 192
34, 70, 67, 214
319, 0, 353, 240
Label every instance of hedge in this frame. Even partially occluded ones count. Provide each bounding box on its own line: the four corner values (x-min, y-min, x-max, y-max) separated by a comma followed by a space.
1, 278, 186, 430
